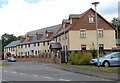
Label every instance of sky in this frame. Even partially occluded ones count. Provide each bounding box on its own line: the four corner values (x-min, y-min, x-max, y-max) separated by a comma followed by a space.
0, 0, 119, 37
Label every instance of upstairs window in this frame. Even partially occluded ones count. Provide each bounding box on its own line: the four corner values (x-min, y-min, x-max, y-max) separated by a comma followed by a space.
80, 30, 86, 38
98, 30, 103, 37
88, 14, 95, 23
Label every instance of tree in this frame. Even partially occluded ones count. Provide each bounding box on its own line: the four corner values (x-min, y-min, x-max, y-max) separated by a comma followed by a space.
1, 33, 18, 59
2, 33, 17, 48
111, 18, 120, 38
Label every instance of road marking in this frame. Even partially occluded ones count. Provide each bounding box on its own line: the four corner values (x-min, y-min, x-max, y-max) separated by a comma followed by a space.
11, 72, 17, 74
3, 70, 8, 72
59, 79, 71, 81
44, 76, 53, 79
20, 73, 27, 75
33, 75, 39, 77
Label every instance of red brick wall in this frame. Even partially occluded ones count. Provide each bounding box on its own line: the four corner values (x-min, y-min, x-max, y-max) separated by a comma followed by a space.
69, 8, 115, 30
15, 53, 62, 64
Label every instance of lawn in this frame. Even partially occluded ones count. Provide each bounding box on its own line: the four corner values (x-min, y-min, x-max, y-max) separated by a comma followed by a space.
0, 62, 11, 66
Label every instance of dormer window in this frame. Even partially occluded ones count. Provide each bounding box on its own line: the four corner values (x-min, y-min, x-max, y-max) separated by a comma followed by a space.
70, 19, 72, 24
88, 14, 95, 23
36, 33, 43, 40
46, 33, 49, 37
45, 31, 53, 38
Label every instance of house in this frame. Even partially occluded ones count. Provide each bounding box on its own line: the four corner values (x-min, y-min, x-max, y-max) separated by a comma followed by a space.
4, 8, 116, 62
4, 24, 61, 59
54, 8, 116, 51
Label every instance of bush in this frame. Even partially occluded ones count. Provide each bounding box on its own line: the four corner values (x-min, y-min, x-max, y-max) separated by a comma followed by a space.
68, 51, 93, 65
68, 51, 82, 65
79, 52, 93, 65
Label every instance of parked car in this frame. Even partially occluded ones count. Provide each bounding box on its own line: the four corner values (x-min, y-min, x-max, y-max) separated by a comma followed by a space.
90, 52, 120, 67
7, 57, 16, 62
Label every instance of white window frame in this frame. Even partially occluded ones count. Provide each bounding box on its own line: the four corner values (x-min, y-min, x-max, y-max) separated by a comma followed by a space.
88, 14, 95, 23
80, 29, 86, 38
98, 29, 103, 37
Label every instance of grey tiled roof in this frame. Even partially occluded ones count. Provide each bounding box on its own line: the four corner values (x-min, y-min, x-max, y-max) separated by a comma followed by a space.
69, 14, 82, 19
4, 40, 20, 48
55, 11, 87, 37
4, 24, 62, 48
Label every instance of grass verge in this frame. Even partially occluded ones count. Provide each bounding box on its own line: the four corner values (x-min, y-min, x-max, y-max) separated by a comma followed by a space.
61, 63, 120, 73
0, 62, 11, 66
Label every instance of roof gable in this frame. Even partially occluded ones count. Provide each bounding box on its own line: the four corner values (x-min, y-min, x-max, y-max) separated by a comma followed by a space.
68, 8, 115, 31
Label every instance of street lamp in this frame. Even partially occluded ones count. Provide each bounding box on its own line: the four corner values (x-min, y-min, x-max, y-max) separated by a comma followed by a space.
116, 19, 119, 50
92, 2, 100, 68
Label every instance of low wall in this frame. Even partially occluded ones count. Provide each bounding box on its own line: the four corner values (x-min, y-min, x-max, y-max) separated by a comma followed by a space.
14, 53, 62, 64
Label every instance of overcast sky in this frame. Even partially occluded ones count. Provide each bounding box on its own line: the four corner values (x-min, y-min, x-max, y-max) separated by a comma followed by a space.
0, 0, 119, 37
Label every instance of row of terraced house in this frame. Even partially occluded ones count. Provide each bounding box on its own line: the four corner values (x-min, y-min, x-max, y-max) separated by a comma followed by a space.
4, 8, 117, 63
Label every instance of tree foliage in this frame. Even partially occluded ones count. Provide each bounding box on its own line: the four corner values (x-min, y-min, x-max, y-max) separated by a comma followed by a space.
111, 18, 120, 38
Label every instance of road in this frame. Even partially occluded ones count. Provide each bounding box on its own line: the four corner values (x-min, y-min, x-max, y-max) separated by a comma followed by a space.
1, 61, 112, 82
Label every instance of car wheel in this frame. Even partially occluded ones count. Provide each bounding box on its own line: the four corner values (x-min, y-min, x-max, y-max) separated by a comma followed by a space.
103, 61, 110, 67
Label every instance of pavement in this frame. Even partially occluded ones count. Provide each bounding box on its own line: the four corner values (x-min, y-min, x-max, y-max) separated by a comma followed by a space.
47, 63, 119, 81
1, 61, 120, 82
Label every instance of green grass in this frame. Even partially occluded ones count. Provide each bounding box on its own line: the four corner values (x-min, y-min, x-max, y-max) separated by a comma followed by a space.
0, 62, 11, 66
61, 63, 120, 73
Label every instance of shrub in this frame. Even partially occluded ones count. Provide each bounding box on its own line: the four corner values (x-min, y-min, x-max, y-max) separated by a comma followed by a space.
68, 51, 93, 65
68, 51, 82, 65
79, 52, 93, 65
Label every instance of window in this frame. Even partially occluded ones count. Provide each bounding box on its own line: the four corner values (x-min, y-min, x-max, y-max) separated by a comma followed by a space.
45, 50, 46, 53
43, 42, 45, 46
65, 33, 67, 39
38, 43, 39, 46
81, 45, 86, 50
99, 44, 104, 50
28, 51, 29, 55
98, 30, 103, 37
35, 51, 37, 55
34, 43, 36, 47
47, 42, 49, 45
21, 45, 23, 48
28, 44, 30, 47
80, 30, 86, 38
38, 50, 40, 54
25, 44, 27, 48
46, 34, 48, 37
88, 14, 95, 23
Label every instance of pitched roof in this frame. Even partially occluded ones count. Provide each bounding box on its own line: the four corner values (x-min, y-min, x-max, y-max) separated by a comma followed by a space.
4, 40, 20, 48
55, 8, 116, 37
4, 24, 62, 48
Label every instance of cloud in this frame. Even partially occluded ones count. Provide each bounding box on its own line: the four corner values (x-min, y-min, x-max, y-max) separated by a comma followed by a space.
24, 0, 42, 3
0, 0, 119, 37
0, 0, 9, 8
